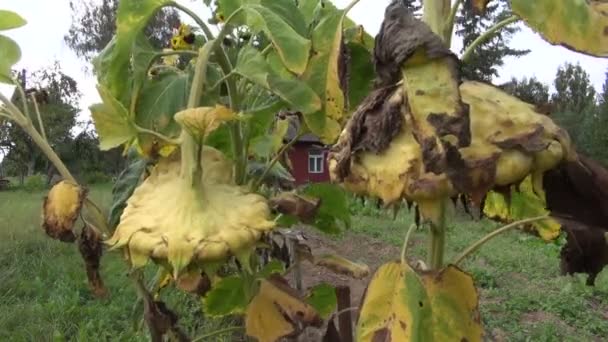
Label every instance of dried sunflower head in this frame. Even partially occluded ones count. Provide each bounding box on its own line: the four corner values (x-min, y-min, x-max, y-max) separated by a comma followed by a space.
107, 146, 274, 277
329, 4, 574, 225
42, 180, 87, 242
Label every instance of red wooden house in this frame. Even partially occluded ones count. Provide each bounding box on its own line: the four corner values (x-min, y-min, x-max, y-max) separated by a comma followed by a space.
283, 121, 330, 186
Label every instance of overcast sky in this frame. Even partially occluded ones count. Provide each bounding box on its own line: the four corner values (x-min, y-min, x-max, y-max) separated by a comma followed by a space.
1, 0, 606, 125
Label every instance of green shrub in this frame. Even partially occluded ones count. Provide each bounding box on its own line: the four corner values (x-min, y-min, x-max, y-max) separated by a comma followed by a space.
83, 171, 112, 185
22, 174, 47, 191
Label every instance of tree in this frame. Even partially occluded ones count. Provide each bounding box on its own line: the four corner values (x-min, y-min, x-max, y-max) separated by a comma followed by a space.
456, 0, 529, 82
64, 0, 181, 62
549, 63, 599, 160
500, 76, 549, 107
551, 62, 597, 114
0, 63, 79, 183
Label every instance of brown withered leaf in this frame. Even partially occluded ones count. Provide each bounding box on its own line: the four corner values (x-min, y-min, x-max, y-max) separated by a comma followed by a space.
42, 181, 87, 242
78, 225, 108, 298
544, 154, 608, 229
314, 254, 370, 279
373, 1, 453, 87
544, 154, 608, 285
269, 192, 321, 223
560, 222, 608, 286
329, 85, 403, 181
175, 271, 212, 296
136, 277, 189, 342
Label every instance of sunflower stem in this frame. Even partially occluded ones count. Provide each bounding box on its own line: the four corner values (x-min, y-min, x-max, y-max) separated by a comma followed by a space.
461, 15, 519, 62
446, 0, 463, 45
401, 223, 417, 265
422, 0, 452, 42
453, 215, 550, 266
427, 198, 447, 270
0, 91, 75, 183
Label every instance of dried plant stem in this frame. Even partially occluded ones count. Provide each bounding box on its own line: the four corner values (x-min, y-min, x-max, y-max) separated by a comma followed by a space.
453, 215, 550, 266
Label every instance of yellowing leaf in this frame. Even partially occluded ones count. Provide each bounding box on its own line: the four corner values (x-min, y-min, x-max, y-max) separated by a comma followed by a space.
106, 146, 275, 276
174, 105, 235, 139
245, 277, 321, 342
314, 254, 370, 279
511, 0, 608, 57
356, 262, 483, 342
0, 34, 21, 84
42, 181, 87, 243
0, 10, 27, 31
90, 85, 137, 150
483, 176, 561, 241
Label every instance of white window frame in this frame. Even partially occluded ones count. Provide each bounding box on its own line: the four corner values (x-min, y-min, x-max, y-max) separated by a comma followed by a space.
308, 151, 324, 174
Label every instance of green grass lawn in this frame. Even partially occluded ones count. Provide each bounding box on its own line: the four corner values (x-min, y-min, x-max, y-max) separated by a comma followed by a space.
0, 185, 238, 341
347, 208, 608, 341
1, 186, 607, 341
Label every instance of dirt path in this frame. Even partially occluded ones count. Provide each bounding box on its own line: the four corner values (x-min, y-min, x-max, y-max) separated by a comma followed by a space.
285, 227, 403, 310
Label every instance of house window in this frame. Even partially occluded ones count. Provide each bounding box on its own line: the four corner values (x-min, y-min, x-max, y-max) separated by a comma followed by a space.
308, 151, 324, 174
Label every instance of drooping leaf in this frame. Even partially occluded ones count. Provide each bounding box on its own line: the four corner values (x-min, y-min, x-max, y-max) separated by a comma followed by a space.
78, 224, 108, 298
314, 254, 370, 279
42, 181, 87, 243
301, 183, 351, 232
90, 85, 137, 150
356, 262, 483, 341
302, 7, 347, 122
297, 0, 320, 28
219, 0, 312, 74
346, 42, 374, 109
249, 115, 289, 158
483, 176, 561, 241
108, 151, 149, 229
203, 275, 248, 316
299, 2, 358, 144
132, 33, 158, 95
234, 46, 321, 114
174, 105, 236, 139
135, 71, 190, 156
260, 0, 307, 36
245, 276, 322, 342
269, 192, 321, 223
246, 100, 284, 142
97, 0, 171, 102
511, 0, 608, 57
305, 283, 337, 319
0, 34, 20, 84
0, 10, 27, 31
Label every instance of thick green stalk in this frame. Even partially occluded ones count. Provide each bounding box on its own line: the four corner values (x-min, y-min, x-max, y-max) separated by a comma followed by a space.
446, 0, 464, 46
422, 0, 452, 42
181, 8, 245, 186
427, 198, 447, 270
461, 15, 519, 62
453, 215, 549, 266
